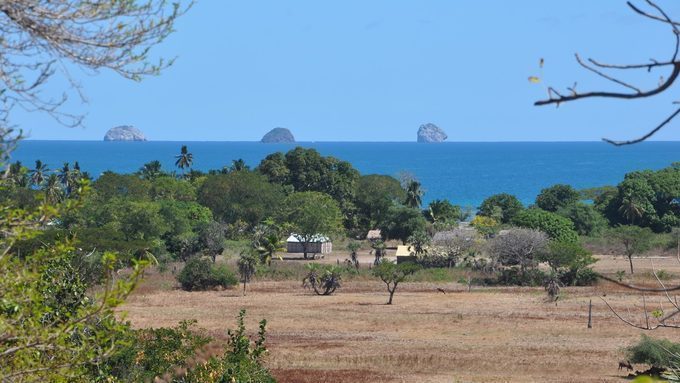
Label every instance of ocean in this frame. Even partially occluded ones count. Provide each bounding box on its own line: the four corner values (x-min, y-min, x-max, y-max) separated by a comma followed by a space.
11, 141, 680, 208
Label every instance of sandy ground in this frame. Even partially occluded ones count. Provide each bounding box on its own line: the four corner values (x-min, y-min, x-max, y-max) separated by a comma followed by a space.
122, 254, 680, 383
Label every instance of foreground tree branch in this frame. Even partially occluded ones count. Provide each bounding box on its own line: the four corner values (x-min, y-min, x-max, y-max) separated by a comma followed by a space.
535, 1, 680, 145
0, 0, 192, 134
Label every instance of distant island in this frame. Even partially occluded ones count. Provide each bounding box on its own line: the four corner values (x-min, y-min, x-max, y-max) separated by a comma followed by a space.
261, 127, 295, 143
417, 123, 447, 143
104, 126, 147, 141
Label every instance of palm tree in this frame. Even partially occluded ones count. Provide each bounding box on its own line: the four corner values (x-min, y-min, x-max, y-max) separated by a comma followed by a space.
139, 160, 163, 180
29, 160, 48, 187
230, 158, 248, 172
6, 161, 28, 187
43, 174, 63, 204
618, 194, 644, 225
57, 162, 72, 195
174, 145, 193, 175
237, 251, 258, 296
405, 180, 423, 209
255, 232, 285, 266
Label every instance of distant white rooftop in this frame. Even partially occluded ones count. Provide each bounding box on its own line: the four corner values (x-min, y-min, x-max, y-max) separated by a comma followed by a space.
286, 234, 331, 243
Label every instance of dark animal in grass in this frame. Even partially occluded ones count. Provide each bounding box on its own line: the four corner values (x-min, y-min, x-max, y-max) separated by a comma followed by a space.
437, 288, 447, 294
618, 360, 633, 372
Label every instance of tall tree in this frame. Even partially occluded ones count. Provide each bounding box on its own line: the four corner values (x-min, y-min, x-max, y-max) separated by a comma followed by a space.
175, 145, 193, 175
478, 193, 524, 224
230, 159, 249, 172
404, 180, 423, 209
42, 174, 63, 204
138, 160, 164, 180
280, 191, 343, 259
29, 160, 48, 187
535, 184, 580, 212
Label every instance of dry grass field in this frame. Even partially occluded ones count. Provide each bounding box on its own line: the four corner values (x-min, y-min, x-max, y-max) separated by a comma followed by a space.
122, 254, 680, 383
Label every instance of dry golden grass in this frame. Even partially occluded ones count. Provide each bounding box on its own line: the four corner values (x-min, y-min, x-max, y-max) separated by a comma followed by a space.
122, 255, 680, 383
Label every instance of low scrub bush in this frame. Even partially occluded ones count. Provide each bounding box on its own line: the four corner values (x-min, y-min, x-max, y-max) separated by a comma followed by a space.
494, 267, 547, 287
177, 257, 238, 291
96, 311, 274, 382
627, 335, 680, 369
302, 263, 343, 295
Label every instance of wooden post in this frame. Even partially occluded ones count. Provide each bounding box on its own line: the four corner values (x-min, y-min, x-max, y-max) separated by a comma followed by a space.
587, 299, 593, 329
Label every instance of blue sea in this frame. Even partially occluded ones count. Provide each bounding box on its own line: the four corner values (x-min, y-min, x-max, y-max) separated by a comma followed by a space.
11, 141, 680, 208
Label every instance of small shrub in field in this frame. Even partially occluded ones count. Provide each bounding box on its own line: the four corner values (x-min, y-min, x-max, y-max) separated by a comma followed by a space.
494, 267, 547, 287
302, 263, 343, 295
183, 310, 275, 383
627, 335, 680, 369
177, 257, 237, 291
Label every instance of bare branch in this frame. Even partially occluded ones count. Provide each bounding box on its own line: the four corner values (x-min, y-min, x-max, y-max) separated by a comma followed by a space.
602, 107, 680, 146
576, 54, 641, 93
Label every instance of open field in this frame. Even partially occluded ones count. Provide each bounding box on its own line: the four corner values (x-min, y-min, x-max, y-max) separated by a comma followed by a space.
122, 254, 680, 383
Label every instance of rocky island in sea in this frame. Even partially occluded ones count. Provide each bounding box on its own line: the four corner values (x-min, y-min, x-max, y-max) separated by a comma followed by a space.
261, 127, 295, 143
417, 123, 447, 143
104, 125, 147, 141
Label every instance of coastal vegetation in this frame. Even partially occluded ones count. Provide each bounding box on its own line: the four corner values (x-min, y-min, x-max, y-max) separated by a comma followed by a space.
5, 142, 680, 381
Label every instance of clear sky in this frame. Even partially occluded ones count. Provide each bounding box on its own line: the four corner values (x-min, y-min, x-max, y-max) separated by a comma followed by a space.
18, 1, 680, 142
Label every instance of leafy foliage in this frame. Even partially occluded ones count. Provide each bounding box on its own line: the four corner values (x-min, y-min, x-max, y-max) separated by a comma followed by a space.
627, 335, 680, 369
478, 193, 524, 223
197, 172, 285, 228
280, 191, 343, 258
177, 257, 238, 291
512, 208, 579, 243
379, 205, 428, 244
535, 184, 579, 212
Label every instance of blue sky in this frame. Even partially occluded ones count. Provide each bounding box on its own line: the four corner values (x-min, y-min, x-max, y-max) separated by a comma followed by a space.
19, 1, 680, 142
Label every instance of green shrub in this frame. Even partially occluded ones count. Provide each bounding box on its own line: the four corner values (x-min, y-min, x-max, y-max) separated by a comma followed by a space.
177, 257, 237, 291
512, 208, 579, 243
627, 335, 680, 368
94, 320, 211, 381
494, 267, 547, 287
559, 267, 598, 286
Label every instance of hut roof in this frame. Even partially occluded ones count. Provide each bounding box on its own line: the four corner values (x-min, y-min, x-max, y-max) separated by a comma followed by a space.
395, 245, 412, 257
366, 229, 382, 240
286, 234, 330, 243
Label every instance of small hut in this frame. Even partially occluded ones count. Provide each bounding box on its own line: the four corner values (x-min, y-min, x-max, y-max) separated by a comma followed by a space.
286, 234, 333, 254
366, 229, 382, 242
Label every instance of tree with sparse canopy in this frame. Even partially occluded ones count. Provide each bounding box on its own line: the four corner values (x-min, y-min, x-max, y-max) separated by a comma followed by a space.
488, 228, 549, 273
607, 225, 654, 274
237, 251, 258, 296
372, 260, 421, 305
534, 1, 680, 145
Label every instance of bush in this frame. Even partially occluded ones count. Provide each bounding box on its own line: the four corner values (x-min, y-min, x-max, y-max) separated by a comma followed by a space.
493, 267, 547, 287
627, 335, 680, 369
95, 320, 211, 381
302, 263, 343, 295
559, 267, 598, 286
177, 257, 238, 291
